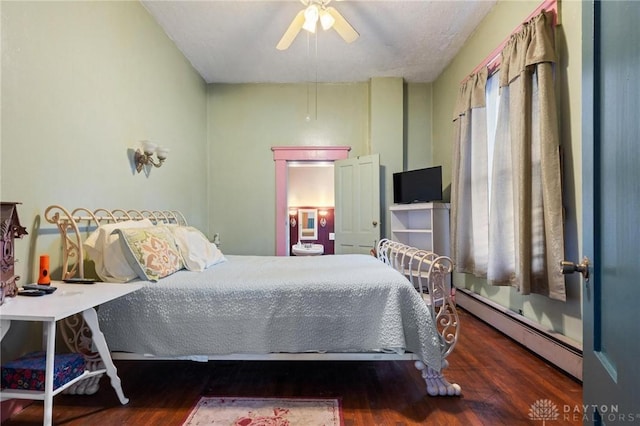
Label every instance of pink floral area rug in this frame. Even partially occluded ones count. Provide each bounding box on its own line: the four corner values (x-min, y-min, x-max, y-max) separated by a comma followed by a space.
182, 396, 343, 426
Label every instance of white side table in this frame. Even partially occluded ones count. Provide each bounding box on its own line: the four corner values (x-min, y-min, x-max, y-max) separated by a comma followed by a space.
0, 281, 143, 426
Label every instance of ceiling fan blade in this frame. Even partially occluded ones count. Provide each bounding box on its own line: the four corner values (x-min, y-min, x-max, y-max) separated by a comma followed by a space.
277, 10, 305, 50
326, 6, 359, 43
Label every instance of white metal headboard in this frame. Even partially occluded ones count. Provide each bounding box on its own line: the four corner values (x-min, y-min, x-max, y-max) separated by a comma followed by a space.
43, 205, 188, 280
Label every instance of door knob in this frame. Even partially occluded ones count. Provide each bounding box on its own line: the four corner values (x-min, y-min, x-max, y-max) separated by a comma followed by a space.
372, 220, 378, 227
560, 257, 590, 281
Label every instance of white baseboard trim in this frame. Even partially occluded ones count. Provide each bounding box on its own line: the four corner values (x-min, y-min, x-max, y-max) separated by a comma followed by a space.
455, 288, 582, 381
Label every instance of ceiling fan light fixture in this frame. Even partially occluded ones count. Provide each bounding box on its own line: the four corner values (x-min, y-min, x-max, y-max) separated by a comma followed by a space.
277, 1, 358, 50
302, 4, 319, 33
319, 9, 335, 31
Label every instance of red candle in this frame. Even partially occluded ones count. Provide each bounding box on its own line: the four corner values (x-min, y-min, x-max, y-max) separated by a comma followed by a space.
38, 255, 51, 285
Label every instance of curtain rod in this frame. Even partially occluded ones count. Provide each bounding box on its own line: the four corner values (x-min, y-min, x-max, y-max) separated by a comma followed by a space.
462, 0, 559, 83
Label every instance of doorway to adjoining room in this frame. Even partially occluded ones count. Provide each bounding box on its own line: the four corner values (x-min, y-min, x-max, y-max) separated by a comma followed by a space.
287, 161, 335, 256
272, 146, 350, 256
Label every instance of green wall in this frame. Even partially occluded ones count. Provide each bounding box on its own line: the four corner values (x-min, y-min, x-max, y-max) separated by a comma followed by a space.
206, 83, 368, 255
1, 1, 207, 358
432, 0, 583, 343
405, 83, 433, 171
206, 81, 432, 255
370, 77, 404, 238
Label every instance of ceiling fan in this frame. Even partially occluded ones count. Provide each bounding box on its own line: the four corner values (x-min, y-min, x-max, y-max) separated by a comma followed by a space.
276, 0, 359, 50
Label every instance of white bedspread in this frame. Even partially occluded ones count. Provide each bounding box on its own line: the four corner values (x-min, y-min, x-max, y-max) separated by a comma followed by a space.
97, 254, 444, 370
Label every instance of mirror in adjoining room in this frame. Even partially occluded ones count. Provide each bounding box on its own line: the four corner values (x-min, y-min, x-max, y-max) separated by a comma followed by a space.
298, 209, 318, 240
287, 161, 335, 256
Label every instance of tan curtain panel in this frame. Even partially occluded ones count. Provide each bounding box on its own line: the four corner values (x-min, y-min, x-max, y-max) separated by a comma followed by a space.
498, 11, 564, 300
451, 11, 565, 301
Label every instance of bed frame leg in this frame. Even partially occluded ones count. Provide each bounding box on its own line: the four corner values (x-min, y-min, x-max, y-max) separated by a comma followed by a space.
414, 360, 461, 396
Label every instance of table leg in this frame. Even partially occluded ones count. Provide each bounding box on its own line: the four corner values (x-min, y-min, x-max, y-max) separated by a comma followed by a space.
81, 308, 129, 405
0, 320, 11, 340
43, 321, 56, 426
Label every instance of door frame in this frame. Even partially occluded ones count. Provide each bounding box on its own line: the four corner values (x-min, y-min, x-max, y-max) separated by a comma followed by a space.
271, 146, 351, 256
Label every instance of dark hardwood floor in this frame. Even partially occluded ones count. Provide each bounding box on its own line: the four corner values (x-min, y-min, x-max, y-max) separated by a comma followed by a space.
3, 309, 582, 425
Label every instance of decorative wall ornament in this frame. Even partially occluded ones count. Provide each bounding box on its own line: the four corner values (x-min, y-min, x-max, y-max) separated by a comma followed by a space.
1, 202, 28, 304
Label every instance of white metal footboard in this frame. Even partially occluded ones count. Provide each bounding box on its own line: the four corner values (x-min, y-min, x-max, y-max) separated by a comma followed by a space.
376, 238, 461, 396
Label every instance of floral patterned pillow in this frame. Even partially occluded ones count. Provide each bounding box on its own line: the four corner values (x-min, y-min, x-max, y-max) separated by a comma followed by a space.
116, 226, 184, 281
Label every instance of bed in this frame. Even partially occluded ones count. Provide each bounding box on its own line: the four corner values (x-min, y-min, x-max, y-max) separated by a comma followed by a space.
44, 205, 461, 396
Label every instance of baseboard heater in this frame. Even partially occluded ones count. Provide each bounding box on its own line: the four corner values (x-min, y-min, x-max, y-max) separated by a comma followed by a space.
454, 287, 582, 381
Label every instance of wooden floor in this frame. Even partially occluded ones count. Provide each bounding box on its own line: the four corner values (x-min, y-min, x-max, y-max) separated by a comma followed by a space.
4, 309, 582, 425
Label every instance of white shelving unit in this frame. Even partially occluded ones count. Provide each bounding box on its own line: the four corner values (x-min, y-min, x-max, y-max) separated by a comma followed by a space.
389, 202, 450, 256
389, 202, 452, 297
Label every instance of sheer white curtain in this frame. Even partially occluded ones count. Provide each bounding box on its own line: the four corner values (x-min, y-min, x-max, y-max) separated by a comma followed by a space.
451, 11, 565, 300
451, 68, 488, 276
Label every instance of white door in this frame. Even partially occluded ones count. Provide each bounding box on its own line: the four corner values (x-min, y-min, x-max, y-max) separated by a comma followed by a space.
580, 1, 640, 422
334, 154, 380, 254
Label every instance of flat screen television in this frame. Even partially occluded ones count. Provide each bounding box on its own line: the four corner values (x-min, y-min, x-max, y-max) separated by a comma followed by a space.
393, 166, 443, 204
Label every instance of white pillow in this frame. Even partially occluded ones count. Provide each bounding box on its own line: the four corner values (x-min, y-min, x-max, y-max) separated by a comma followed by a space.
168, 226, 226, 272
84, 219, 154, 282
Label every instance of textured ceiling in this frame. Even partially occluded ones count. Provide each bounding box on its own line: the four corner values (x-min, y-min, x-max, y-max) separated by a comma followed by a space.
141, 0, 496, 84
